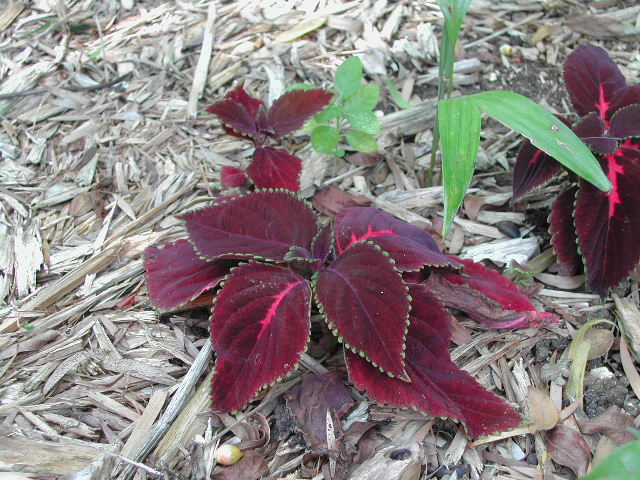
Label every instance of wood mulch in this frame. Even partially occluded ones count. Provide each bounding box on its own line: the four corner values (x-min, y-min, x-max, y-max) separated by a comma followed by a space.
0, 1, 639, 479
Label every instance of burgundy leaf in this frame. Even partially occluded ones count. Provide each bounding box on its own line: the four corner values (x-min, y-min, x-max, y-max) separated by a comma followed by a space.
183, 191, 318, 262
573, 112, 618, 155
575, 147, 640, 293
609, 104, 640, 139
144, 239, 232, 310
346, 284, 522, 437
564, 44, 626, 119
314, 242, 410, 379
210, 263, 312, 412
311, 224, 333, 265
225, 84, 264, 118
208, 100, 259, 138
333, 207, 461, 271
549, 186, 581, 275
220, 166, 248, 188
609, 85, 640, 114
512, 116, 571, 199
311, 186, 371, 217
424, 258, 557, 328
266, 89, 333, 138
512, 141, 563, 198
247, 147, 301, 191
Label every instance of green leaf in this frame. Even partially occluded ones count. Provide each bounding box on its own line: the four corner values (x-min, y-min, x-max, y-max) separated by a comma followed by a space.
437, 0, 472, 98
470, 90, 611, 192
311, 126, 340, 154
579, 439, 640, 480
386, 76, 412, 110
335, 56, 363, 98
438, 96, 481, 238
345, 131, 378, 153
315, 104, 344, 123
286, 83, 319, 91
345, 84, 380, 112
345, 111, 380, 135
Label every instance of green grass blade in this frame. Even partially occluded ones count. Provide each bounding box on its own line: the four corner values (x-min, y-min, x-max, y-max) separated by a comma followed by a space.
439, 96, 481, 238
470, 90, 611, 192
385, 76, 412, 110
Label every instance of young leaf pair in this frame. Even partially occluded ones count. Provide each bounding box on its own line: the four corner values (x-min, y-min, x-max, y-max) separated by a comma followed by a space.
208, 85, 332, 191
513, 44, 640, 294
144, 190, 556, 436
308, 56, 381, 156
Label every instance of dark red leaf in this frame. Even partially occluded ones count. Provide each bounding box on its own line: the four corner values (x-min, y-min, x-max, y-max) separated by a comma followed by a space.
575, 147, 640, 293
284, 372, 354, 453
210, 263, 312, 412
225, 84, 264, 118
144, 239, 232, 310
609, 104, 640, 139
550, 186, 581, 275
314, 242, 410, 379
311, 224, 333, 265
346, 284, 522, 437
573, 112, 618, 155
266, 89, 333, 138
546, 425, 591, 476
311, 186, 372, 217
512, 116, 571, 198
609, 85, 640, 114
564, 44, 626, 119
220, 166, 248, 188
247, 147, 301, 191
208, 99, 259, 138
333, 207, 461, 271
424, 258, 557, 328
183, 190, 318, 262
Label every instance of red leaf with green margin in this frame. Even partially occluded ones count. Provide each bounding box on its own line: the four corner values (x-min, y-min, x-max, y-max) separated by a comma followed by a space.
144, 239, 233, 310
220, 166, 248, 188
210, 262, 312, 412
314, 242, 410, 379
609, 85, 640, 115
346, 284, 522, 437
265, 89, 333, 138
573, 113, 618, 155
247, 147, 301, 191
183, 190, 318, 262
226, 84, 263, 118
311, 224, 333, 265
564, 44, 626, 120
512, 116, 571, 199
424, 258, 557, 328
333, 207, 461, 271
550, 186, 581, 275
609, 104, 640, 139
575, 146, 640, 293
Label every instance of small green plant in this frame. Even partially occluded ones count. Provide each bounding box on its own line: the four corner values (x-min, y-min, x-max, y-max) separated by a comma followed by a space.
432, 1, 611, 237
578, 436, 640, 480
306, 56, 381, 157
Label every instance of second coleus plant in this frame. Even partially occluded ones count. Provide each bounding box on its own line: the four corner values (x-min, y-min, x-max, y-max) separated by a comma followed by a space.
208, 85, 332, 191
145, 190, 555, 436
513, 44, 640, 293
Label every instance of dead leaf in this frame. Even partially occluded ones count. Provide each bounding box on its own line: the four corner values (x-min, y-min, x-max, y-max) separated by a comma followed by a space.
0, 330, 59, 360
584, 328, 614, 360
463, 194, 484, 222
576, 406, 636, 445
565, 15, 640, 39
346, 152, 382, 166
212, 450, 268, 480
311, 186, 371, 217
285, 372, 354, 453
546, 424, 591, 476
613, 294, 640, 362
447, 314, 473, 346
527, 387, 559, 433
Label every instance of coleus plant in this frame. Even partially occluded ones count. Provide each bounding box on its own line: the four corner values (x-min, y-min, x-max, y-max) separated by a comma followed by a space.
513, 44, 640, 294
145, 190, 556, 436
208, 85, 332, 191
